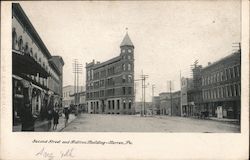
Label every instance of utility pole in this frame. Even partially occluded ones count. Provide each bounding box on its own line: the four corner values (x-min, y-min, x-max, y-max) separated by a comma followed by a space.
167, 80, 174, 116
72, 59, 82, 114
152, 84, 155, 115
140, 70, 148, 116
180, 70, 183, 117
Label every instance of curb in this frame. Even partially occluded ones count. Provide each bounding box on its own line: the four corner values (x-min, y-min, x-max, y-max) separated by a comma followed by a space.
58, 115, 78, 132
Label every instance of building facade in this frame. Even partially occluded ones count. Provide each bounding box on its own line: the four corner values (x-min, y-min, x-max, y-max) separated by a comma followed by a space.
159, 92, 171, 115
201, 51, 241, 119
172, 91, 181, 116
181, 77, 194, 116
12, 3, 64, 126
85, 33, 135, 114
159, 91, 181, 116
62, 85, 75, 107
152, 96, 161, 115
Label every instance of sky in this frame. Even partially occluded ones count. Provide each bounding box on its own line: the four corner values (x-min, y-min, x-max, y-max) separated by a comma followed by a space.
19, 1, 241, 102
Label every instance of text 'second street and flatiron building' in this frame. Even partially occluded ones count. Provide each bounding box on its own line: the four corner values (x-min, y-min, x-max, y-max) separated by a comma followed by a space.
86, 33, 135, 114
12, 3, 64, 126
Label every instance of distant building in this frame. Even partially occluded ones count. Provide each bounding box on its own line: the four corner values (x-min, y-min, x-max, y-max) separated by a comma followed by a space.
159, 92, 171, 115
62, 85, 84, 107
201, 51, 241, 119
159, 91, 181, 116
12, 3, 64, 125
62, 85, 74, 107
134, 102, 152, 115
172, 91, 181, 116
152, 96, 160, 115
181, 77, 194, 116
85, 33, 135, 114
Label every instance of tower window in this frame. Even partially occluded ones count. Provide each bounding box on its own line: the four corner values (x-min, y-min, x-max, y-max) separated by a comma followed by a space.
122, 75, 126, 83
122, 49, 126, 53
128, 75, 132, 83
128, 49, 132, 53
128, 64, 131, 71
123, 64, 126, 71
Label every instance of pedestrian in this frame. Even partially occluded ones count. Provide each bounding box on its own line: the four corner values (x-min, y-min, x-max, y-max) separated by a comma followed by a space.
20, 100, 35, 131
64, 107, 69, 127
53, 109, 59, 130
47, 109, 53, 131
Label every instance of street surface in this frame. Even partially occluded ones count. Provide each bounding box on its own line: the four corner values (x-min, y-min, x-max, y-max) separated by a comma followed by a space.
62, 114, 240, 132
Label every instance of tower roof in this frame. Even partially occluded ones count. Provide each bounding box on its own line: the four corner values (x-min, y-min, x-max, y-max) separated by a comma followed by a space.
120, 33, 134, 47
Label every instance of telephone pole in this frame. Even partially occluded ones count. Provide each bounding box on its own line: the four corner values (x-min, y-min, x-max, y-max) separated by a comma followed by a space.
167, 80, 174, 116
72, 59, 82, 112
180, 70, 183, 117
140, 70, 148, 116
152, 84, 155, 115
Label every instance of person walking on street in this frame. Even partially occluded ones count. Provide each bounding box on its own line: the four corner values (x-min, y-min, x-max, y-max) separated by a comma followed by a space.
52, 109, 59, 130
64, 107, 69, 127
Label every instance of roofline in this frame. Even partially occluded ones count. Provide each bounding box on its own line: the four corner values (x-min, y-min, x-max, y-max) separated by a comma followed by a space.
12, 3, 52, 59
52, 56, 65, 65
86, 56, 121, 70
49, 60, 61, 75
202, 51, 241, 70
63, 85, 74, 88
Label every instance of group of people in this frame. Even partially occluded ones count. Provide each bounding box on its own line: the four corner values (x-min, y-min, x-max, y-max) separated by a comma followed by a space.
47, 108, 60, 130
47, 107, 70, 130
20, 99, 70, 131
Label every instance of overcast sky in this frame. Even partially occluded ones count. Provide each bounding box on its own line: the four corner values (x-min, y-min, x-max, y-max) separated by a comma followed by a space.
19, 1, 241, 102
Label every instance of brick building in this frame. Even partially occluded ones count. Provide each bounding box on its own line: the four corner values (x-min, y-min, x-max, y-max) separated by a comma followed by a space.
85, 33, 135, 114
12, 3, 64, 126
201, 51, 241, 119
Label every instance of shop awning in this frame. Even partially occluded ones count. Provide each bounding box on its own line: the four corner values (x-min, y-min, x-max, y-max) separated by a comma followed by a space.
12, 50, 50, 78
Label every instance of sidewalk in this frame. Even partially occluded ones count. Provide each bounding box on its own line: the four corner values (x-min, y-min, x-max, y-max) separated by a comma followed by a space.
208, 117, 239, 124
13, 114, 77, 132
151, 115, 240, 125
50, 114, 76, 132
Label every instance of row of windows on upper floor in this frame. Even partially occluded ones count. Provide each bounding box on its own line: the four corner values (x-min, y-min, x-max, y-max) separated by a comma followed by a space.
202, 82, 240, 100
87, 63, 133, 81
202, 65, 240, 86
12, 28, 60, 82
88, 99, 132, 110
87, 75, 133, 90
86, 87, 133, 99
26, 74, 60, 94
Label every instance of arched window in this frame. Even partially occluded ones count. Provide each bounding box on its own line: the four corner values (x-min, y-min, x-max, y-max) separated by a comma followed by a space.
123, 64, 126, 71
128, 64, 131, 71
123, 100, 126, 109
128, 75, 132, 83
12, 28, 17, 50
18, 36, 23, 51
24, 42, 29, 54
129, 100, 132, 109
